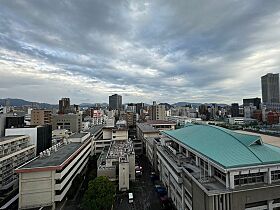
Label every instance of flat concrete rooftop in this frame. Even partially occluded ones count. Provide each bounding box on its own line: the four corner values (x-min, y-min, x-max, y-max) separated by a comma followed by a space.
86, 125, 103, 135
20, 142, 83, 169
69, 133, 88, 138
137, 123, 158, 133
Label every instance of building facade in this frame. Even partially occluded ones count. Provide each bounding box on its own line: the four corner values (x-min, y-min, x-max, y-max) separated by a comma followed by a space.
15, 133, 92, 210
149, 101, 166, 120
97, 140, 135, 191
58, 98, 71, 114
109, 94, 122, 111
5, 125, 52, 155
52, 114, 82, 133
243, 98, 261, 109
31, 109, 52, 125
151, 124, 280, 210
261, 73, 280, 103
0, 135, 35, 192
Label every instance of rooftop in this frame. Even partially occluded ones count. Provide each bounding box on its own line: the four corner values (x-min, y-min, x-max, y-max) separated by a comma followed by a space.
0, 135, 26, 141
86, 125, 103, 135
137, 123, 159, 133
17, 142, 84, 170
147, 120, 176, 125
162, 124, 280, 169
69, 133, 88, 138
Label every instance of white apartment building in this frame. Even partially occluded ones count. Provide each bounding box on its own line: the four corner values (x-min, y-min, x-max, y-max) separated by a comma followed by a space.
0, 135, 35, 191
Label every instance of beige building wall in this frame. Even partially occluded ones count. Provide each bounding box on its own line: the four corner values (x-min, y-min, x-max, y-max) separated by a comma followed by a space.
19, 170, 56, 210
119, 161, 129, 191
52, 114, 82, 133
112, 129, 128, 140
128, 154, 135, 181
31, 110, 52, 126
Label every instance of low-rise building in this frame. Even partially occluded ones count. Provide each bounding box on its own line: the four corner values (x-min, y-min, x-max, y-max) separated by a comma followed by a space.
228, 117, 257, 125
167, 116, 202, 127
146, 120, 176, 131
136, 123, 159, 155
154, 124, 280, 210
97, 140, 135, 191
15, 133, 92, 210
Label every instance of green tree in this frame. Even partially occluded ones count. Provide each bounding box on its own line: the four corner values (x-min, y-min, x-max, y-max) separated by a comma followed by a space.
82, 176, 116, 210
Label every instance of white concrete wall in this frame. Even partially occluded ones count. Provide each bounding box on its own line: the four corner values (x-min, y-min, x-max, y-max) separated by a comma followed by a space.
113, 130, 128, 140
19, 170, 55, 209
119, 162, 129, 191
103, 129, 112, 139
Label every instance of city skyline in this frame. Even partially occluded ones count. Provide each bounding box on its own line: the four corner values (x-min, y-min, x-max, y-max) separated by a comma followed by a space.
1, 1, 280, 104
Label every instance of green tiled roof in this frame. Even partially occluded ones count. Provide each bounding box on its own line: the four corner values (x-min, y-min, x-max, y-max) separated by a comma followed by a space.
162, 124, 280, 169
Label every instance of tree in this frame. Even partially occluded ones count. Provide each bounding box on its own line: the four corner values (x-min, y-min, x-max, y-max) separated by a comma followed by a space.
82, 176, 116, 210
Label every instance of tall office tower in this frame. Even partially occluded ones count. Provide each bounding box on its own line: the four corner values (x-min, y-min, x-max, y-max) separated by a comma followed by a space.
58, 98, 71, 114
243, 97, 261, 109
261, 73, 280, 103
109, 94, 122, 110
136, 102, 145, 115
231, 103, 239, 117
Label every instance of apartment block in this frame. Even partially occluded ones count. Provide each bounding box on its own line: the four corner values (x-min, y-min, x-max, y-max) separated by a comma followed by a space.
5, 125, 52, 155
0, 135, 35, 192
31, 109, 52, 125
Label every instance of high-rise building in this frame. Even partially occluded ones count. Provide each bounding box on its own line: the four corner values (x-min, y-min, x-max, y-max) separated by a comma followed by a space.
231, 103, 239, 117
58, 98, 71, 114
31, 109, 52, 125
243, 97, 261, 109
149, 101, 166, 120
109, 94, 122, 110
261, 73, 280, 103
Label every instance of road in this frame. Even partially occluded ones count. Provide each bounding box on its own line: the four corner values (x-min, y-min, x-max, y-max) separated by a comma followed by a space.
114, 155, 162, 210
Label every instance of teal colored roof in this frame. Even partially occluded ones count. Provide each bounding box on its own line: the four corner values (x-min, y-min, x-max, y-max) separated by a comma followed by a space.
162, 124, 280, 169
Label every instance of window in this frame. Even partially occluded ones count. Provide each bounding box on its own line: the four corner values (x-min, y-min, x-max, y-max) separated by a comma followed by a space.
271, 170, 280, 181
234, 172, 265, 186
214, 168, 226, 182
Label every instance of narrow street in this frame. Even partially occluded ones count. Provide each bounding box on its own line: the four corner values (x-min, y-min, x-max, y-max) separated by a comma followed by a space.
114, 155, 162, 210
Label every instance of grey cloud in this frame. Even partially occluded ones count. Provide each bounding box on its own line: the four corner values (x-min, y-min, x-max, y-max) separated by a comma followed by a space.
0, 0, 280, 104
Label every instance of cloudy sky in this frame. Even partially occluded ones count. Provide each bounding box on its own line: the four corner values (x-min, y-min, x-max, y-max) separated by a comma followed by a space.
0, 0, 280, 104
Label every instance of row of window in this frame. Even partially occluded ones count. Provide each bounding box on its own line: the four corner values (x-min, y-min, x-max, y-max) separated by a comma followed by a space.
234, 172, 265, 186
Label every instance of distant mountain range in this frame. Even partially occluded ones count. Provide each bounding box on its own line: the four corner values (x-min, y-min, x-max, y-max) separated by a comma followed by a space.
0, 98, 228, 109
0, 98, 108, 109
0, 98, 57, 109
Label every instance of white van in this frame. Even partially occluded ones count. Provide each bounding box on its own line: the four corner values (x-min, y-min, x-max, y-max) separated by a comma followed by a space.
128, 192, 133, 204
